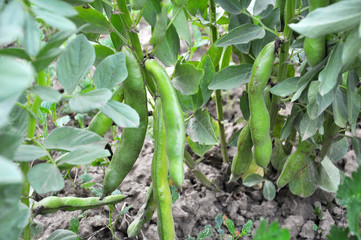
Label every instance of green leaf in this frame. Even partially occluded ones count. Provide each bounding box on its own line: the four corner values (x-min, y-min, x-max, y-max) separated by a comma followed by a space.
30, 0, 78, 16
32, 7, 76, 31
173, 63, 204, 95
47, 229, 78, 240
263, 180, 276, 201
299, 113, 324, 141
225, 219, 236, 238
0, 0, 25, 45
342, 27, 361, 70
253, 219, 290, 240
0, 156, 23, 187
214, 0, 242, 15
69, 218, 80, 234
253, 0, 275, 16
186, 109, 219, 145
0, 133, 23, 159
14, 145, 48, 162
176, 89, 203, 113
332, 88, 348, 128
328, 137, 348, 163
100, 100, 140, 128
229, 14, 252, 54
307, 81, 335, 120
143, 0, 161, 26
215, 23, 265, 47
93, 52, 127, 90
319, 43, 343, 96
270, 77, 300, 97
44, 126, 107, 151
227, 128, 242, 147
56, 35, 95, 93
0, 202, 30, 240
0, 48, 31, 61
0, 57, 33, 128
198, 55, 215, 106
208, 64, 252, 90
242, 174, 264, 187
318, 156, 340, 193
187, 137, 214, 157
27, 163, 64, 194
197, 225, 212, 240
288, 160, 317, 198
30, 86, 62, 103
154, 25, 180, 67
149, 3, 168, 45
132, 0, 145, 10
24, 13, 41, 57
69, 88, 112, 113
347, 71, 360, 135
94, 44, 115, 67
289, 0, 361, 38
56, 148, 110, 165
352, 137, 361, 165
327, 226, 350, 240
242, 220, 253, 235
71, 6, 110, 34
173, 6, 192, 46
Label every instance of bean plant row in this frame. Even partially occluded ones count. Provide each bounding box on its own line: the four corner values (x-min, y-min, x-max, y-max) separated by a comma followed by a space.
1, 0, 361, 239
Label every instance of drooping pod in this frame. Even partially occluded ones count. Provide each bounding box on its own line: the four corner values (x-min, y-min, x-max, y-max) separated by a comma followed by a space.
145, 59, 185, 188
102, 47, 148, 197
248, 42, 275, 168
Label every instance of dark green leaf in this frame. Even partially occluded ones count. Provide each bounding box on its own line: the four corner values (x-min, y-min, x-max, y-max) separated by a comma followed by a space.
229, 14, 252, 54
299, 113, 324, 141
332, 88, 348, 128
100, 100, 140, 128
143, 0, 161, 27
30, 86, 62, 103
214, 0, 242, 14
242, 174, 264, 187
71, 6, 110, 34
215, 24, 265, 47
187, 0, 207, 16
186, 109, 219, 145
342, 27, 361, 70
0, 48, 31, 60
14, 145, 48, 162
154, 25, 179, 67
328, 137, 348, 163
253, 219, 290, 240
69, 218, 80, 234
208, 64, 252, 90
173, 6, 191, 46
93, 52, 127, 90
289, 160, 317, 198
318, 156, 340, 193
289, 1, 361, 38
270, 77, 299, 97
319, 43, 343, 96
351, 137, 361, 165
44, 126, 107, 151
176, 90, 203, 113
94, 44, 115, 67
69, 88, 112, 113
56, 35, 95, 93
327, 226, 350, 240
347, 71, 360, 135
227, 129, 242, 147
150, 3, 168, 45
263, 180, 276, 201
132, 0, 145, 10
27, 163, 64, 194
56, 148, 110, 165
198, 55, 215, 106
173, 63, 204, 95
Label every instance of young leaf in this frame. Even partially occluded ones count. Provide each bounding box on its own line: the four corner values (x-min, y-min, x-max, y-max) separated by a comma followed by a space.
242, 220, 253, 235
27, 163, 64, 194
215, 23, 265, 47
56, 35, 95, 93
225, 219, 236, 238
318, 156, 340, 193
242, 174, 264, 187
288, 160, 318, 198
173, 63, 204, 95
186, 109, 219, 145
289, 1, 361, 38
14, 145, 48, 162
69, 88, 112, 113
44, 126, 108, 151
100, 100, 140, 128
69, 218, 80, 234
197, 225, 212, 240
263, 180, 276, 201
208, 64, 252, 90
93, 52, 128, 90
253, 219, 290, 240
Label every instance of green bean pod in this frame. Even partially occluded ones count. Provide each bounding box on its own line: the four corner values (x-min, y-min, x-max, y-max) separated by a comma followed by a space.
229, 123, 253, 182
102, 47, 148, 197
145, 59, 185, 188
277, 140, 314, 188
152, 98, 175, 240
33, 194, 126, 215
127, 184, 157, 237
88, 86, 124, 136
304, 0, 329, 67
248, 42, 275, 168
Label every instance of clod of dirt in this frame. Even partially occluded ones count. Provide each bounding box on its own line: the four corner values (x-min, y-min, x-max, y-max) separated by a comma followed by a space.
282, 215, 305, 238
319, 210, 335, 239
299, 220, 316, 239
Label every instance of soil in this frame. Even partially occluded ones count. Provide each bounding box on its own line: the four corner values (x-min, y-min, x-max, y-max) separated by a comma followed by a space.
33, 88, 358, 240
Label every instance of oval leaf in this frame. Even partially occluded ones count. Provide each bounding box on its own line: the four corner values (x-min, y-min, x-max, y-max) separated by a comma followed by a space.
56, 148, 110, 165
215, 23, 265, 47
243, 174, 264, 187
186, 109, 219, 145
209, 64, 252, 90
100, 100, 140, 128
173, 63, 204, 95
47, 229, 78, 240
69, 88, 112, 113
14, 145, 48, 162
270, 77, 300, 97
93, 52, 128, 90
27, 163, 64, 194
30, 86, 62, 103
263, 180, 276, 201
318, 156, 340, 193
288, 160, 318, 198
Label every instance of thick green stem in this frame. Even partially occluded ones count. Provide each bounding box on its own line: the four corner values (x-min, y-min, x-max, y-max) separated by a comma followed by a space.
209, 0, 229, 164
270, 0, 295, 132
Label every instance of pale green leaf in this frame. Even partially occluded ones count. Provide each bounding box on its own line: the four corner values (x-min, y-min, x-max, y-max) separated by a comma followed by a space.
208, 64, 252, 90
27, 163, 64, 194
69, 88, 112, 113
215, 24, 265, 47
14, 145, 48, 162
100, 100, 140, 128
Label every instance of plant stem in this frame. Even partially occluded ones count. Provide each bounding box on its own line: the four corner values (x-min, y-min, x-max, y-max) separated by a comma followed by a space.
270, 0, 295, 132
209, 0, 229, 164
